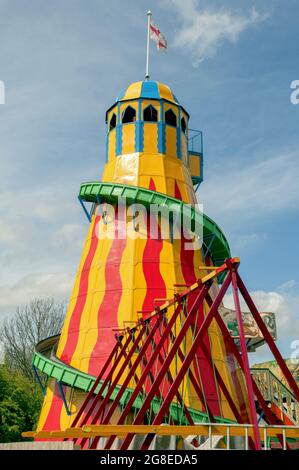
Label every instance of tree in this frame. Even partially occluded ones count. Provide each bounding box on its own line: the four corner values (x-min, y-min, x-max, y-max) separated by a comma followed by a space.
0, 365, 43, 442
0, 298, 65, 380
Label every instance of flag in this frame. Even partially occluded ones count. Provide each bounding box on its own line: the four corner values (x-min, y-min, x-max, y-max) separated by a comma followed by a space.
150, 20, 167, 51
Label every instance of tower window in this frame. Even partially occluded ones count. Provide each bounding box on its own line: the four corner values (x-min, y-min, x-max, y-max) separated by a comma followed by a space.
165, 109, 177, 127
109, 113, 116, 131
143, 105, 158, 122
181, 117, 187, 134
122, 106, 136, 124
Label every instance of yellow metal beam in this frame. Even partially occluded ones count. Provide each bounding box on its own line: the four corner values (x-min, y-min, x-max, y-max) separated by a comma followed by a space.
22, 422, 299, 441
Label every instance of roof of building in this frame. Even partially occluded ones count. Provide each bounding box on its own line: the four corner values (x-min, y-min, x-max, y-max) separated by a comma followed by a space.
116, 80, 180, 105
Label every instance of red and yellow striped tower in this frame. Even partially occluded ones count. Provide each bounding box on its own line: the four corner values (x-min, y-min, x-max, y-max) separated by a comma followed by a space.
36, 80, 251, 434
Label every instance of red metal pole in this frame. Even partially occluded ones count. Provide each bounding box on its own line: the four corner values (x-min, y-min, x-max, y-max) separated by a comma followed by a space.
231, 271, 261, 450
73, 325, 143, 445
103, 299, 186, 449
110, 284, 210, 450
89, 317, 162, 449
177, 295, 245, 423
214, 310, 288, 449
79, 323, 147, 448
199, 336, 243, 422
156, 350, 195, 426
168, 329, 215, 422
237, 272, 299, 401
121, 274, 231, 450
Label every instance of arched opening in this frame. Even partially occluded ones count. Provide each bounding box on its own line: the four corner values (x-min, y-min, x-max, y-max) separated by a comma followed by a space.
143, 105, 158, 122
109, 113, 116, 131
165, 109, 177, 127
181, 117, 187, 135
122, 106, 136, 124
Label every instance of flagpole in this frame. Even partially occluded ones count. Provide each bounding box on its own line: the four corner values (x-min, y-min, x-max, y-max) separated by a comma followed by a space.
145, 10, 152, 80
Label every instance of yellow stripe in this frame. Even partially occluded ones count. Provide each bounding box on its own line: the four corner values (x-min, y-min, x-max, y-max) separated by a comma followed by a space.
36, 379, 56, 432
122, 82, 142, 101
56, 221, 94, 358
165, 126, 177, 158
122, 123, 135, 154
82, 217, 115, 373
158, 82, 176, 103
69, 213, 104, 370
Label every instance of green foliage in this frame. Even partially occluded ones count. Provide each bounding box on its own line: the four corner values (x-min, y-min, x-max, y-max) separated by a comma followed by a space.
0, 365, 43, 442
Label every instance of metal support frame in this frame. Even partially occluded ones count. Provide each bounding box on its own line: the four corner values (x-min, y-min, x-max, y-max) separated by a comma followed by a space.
258, 411, 265, 424
212, 300, 291, 449
202, 233, 216, 259
136, 275, 232, 451
78, 196, 92, 223
73, 331, 135, 444
237, 273, 299, 401
69, 336, 122, 431
231, 269, 261, 449
88, 319, 163, 449
57, 380, 72, 416
32, 365, 46, 396
194, 181, 202, 193
78, 194, 101, 223
66, 258, 299, 451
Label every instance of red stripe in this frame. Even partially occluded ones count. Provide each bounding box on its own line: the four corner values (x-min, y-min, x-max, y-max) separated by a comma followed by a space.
141, 179, 167, 314
175, 181, 221, 416
38, 382, 64, 439
59, 216, 100, 364
150, 23, 160, 37
158, 41, 167, 49
141, 179, 168, 393
88, 207, 127, 377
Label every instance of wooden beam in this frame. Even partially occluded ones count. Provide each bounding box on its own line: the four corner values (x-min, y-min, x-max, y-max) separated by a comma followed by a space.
23, 423, 299, 441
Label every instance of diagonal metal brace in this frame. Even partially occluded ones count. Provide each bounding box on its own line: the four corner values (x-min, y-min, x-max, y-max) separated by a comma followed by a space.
57, 380, 72, 416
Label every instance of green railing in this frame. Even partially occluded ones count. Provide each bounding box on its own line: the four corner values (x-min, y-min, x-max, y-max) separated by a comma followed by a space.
33, 338, 299, 427
79, 181, 230, 267
33, 335, 233, 425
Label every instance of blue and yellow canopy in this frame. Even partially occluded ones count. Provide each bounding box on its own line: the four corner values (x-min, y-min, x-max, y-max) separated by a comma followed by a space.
116, 80, 180, 105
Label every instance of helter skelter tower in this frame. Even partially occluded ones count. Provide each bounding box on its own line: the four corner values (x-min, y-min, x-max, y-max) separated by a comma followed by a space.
33, 79, 299, 450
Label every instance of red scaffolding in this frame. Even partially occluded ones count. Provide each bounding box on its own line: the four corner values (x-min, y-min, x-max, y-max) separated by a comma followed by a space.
68, 258, 299, 450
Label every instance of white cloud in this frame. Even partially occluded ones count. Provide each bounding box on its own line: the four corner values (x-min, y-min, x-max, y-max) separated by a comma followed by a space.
234, 232, 268, 250
0, 181, 87, 291
166, 0, 269, 66
0, 224, 18, 244
224, 283, 299, 361
225, 289, 287, 328
0, 271, 73, 316
277, 280, 296, 291
200, 150, 299, 224
53, 223, 86, 250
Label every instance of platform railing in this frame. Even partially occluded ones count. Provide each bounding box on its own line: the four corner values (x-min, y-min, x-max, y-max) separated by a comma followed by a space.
188, 128, 203, 155
251, 368, 299, 424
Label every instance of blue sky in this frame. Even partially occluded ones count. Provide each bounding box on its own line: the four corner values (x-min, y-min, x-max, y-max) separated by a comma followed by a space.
0, 0, 298, 363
